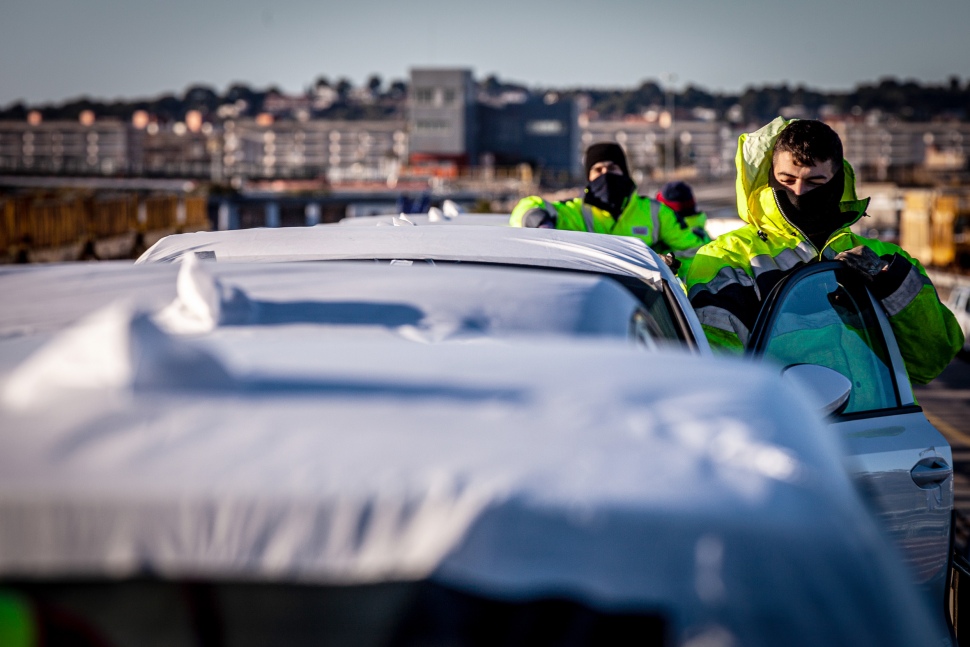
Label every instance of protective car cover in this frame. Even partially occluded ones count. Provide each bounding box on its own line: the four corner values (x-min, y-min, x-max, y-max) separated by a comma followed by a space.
135, 224, 667, 282
0, 261, 944, 647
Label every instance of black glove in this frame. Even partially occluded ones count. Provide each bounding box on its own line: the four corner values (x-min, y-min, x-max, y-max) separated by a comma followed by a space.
834, 245, 889, 282
662, 253, 682, 274
835, 245, 910, 299
522, 208, 557, 229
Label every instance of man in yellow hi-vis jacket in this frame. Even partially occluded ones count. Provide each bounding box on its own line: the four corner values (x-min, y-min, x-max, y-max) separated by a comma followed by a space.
686, 117, 963, 385
510, 143, 710, 278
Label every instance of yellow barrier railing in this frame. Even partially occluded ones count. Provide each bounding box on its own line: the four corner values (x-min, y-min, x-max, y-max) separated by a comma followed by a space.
1, 192, 209, 258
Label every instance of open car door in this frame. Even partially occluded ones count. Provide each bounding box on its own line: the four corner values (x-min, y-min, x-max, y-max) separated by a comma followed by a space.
746, 261, 953, 622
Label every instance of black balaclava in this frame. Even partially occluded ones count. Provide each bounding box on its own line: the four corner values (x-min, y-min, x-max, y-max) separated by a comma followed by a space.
770, 164, 847, 250
583, 142, 635, 217
585, 173, 636, 216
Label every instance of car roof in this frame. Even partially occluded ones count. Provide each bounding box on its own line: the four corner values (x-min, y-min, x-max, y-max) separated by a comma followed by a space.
136, 224, 667, 283
339, 212, 512, 227
135, 225, 711, 353
0, 260, 939, 645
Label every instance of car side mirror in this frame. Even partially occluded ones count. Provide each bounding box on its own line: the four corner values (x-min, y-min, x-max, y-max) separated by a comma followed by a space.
780, 364, 852, 416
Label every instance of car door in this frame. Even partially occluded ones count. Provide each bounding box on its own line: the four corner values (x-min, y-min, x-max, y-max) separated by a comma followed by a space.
746, 261, 954, 607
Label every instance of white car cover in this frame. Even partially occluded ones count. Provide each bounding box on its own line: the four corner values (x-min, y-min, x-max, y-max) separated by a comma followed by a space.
0, 260, 943, 647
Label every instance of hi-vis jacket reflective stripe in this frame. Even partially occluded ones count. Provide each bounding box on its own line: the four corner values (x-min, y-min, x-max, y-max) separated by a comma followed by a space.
510, 192, 710, 278
685, 116, 963, 385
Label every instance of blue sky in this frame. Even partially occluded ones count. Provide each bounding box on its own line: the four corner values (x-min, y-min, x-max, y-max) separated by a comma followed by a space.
2, 0, 969, 106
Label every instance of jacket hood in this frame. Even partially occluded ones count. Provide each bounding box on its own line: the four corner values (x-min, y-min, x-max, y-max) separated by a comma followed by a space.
735, 117, 862, 230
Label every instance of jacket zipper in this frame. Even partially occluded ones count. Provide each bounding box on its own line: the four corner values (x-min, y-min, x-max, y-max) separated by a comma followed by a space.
771, 192, 869, 260
772, 191, 820, 258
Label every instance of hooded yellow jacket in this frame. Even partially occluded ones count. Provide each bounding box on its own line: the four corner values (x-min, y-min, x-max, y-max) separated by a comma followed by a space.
685, 117, 963, 385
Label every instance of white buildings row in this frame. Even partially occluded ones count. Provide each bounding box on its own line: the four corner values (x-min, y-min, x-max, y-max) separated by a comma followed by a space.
1, 116, 967, 185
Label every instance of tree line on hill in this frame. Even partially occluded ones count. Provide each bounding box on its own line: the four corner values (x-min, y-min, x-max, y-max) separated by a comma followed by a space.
2, 74, 968, 125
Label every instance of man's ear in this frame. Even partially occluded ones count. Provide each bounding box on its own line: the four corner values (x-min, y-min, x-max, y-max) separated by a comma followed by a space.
768, 154, 780, 188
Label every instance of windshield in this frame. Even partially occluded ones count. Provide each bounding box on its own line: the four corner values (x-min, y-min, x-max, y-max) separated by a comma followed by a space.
330, 260, 689, 347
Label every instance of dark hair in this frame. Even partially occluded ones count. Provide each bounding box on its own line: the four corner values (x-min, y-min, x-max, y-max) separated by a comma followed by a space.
773, 120, 843, 168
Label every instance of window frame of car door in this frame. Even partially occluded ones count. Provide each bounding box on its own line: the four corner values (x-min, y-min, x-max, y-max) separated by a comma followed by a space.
600, 274, 703, 351
745, 260, 921, 420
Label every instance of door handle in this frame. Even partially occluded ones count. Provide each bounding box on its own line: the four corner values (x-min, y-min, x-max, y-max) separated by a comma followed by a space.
910, 457, 952, 488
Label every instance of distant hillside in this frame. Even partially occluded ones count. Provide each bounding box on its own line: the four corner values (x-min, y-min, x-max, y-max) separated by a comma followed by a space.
2, 75, 967, 124
559, 77, 970, 123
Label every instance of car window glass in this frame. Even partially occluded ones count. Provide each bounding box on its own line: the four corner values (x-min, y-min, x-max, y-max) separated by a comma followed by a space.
757, 271, 898, 413
337, 260, 689, 345
630, 309, 662, 349
611, 276, 686, 343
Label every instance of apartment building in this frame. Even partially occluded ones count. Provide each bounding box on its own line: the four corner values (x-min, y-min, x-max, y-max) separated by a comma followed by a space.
831, 121, 970, 182
0, 120, 132, 176
581, 121, 741, 182
1, 70, 966, 186
220, 119, 407, 182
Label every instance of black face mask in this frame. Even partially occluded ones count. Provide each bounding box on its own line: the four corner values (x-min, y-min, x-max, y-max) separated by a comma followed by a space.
584, 173, 635, 217
772, 166, 845, 216
770, 166, 847, 247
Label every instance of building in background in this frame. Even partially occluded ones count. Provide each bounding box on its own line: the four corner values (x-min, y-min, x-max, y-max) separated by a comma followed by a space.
580, 121, 738, 185
220, 119, 406, 183
407, 69, 477, 171
0, 119, 133, 176
2, 68, 969, 189
478, 93, 580, 184
831, 120, 970, 185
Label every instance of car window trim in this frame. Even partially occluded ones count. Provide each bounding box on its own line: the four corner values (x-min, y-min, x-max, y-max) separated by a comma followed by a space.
833, 404, 924, 423
660, 278, 699, 350
862, 278, 915, 406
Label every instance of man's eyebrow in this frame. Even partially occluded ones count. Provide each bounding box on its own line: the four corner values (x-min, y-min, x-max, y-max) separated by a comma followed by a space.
776, 170, 830, 180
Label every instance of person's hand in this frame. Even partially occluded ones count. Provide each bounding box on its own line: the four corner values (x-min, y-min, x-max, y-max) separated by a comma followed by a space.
522, 208, 556, 229
834, 245, 889, 281
662, 253, 682, 274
